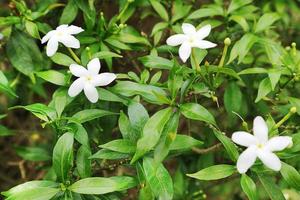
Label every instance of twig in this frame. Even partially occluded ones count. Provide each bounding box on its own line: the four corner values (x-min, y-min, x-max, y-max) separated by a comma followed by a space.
192, 143, 222, 154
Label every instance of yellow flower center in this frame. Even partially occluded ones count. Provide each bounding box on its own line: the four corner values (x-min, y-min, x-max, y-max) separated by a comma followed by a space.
86, 76, 93, 81
257, 143, 264, 149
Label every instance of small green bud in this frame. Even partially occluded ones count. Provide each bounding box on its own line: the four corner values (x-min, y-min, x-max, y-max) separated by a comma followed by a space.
285, 46, 291, 51
224, 37, 231, 46
290, 106, 297, 113
291, 42, 296, 48
119, 23, 125, 29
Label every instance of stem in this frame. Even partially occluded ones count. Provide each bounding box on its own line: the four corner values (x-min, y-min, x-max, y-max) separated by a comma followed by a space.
273, 107, 297, 129
192, 143, 222, 154
218, 38, 231, 68
67, 48, 81, 64
191, 48, 201, 73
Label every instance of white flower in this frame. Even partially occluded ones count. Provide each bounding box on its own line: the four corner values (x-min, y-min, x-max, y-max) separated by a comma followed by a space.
68, 58, 116, 103
232, 116, 292, 173
166, 23, 216, 63
0, 33, 3, 40
41, 24, 84, 57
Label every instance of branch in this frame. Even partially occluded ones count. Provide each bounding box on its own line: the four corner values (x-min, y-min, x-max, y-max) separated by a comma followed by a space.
192, 143, 222, 154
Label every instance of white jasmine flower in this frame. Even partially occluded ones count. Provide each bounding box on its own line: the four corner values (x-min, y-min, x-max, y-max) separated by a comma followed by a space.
68, 58, 116, 103
41, 24, 84, 57
166, 23, 216, 63
232, 116, 292, 173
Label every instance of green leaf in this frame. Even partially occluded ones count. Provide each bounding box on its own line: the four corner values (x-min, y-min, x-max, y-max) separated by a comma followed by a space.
255, 13, 280, 33
238, 68, 268, 75
213, 130, 239, 161
224, 82, 242, 115
0, 16, 21, 26
154, 111, 180, 163
280, 162, 300, 190
76, 145, 91, 178
10, 103, 56, 122
69, 176, 137, 194
228, 0, 253, 14
60, 0, 78, 24
229, 15, 249, 32
36, 70, 67, 86
187, 5, 223, 19
51, 53, 76, 66
15, 146, 51, 161
0, 125, 14, 136
131, 107, 172, 163
170, 135, 203, 151
112, 81, 168, 105
149, 0, 169, 21
98, 88, 127, 104
99, 139, 136, 154
0, 71, 18, 98
7, 29, 47, 77
25, 20, 40, 39
48, 88, 73, 118
90, 149, 129, 160
143, 157, 173, 200
92, 51, 122, 59
71, 109, 118, 123
258, 174, 285, 200
228, 33, 257, 64
255, 78, 272, 103
151, 22, 169, 36
139, 55, 173, 70
180, 103, 216, 126
2, 180, 60, 200
187, 164, 236, 180
240, 174, 258, 200
128, 101, 149, 141
53, 132, 74, 183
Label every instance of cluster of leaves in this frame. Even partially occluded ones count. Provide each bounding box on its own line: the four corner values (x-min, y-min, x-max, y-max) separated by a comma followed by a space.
1, 0, 300, 199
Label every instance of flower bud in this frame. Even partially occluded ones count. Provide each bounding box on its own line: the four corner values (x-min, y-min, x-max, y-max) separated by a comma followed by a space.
290, 106, 297, 114
224, 37, 231, 46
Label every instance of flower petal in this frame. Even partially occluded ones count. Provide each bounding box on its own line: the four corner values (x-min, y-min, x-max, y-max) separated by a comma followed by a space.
56, 24, 68, 31
178, 42, 191, 63
92, 73, 117, 86
166, 34, 187, 46
193, 40, 217, 49
58, 35, 80, 49
265, 136, 293, 152
182, 23, 196, 35
41, 30, 55, 44
66, 25, 84, 35
70, 64, 88, 77
237, 146, 257, 174
253, 116, 268, 143
84, 83, 99, 103
257, 150, 281, 171
232, 131, 257, 147
46, 38, 59, 57
68, 78, 84, 97
196, 24, 212, 39
87, 58, 101, 75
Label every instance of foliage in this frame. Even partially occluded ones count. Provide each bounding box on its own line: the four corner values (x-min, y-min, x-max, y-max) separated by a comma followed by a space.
1, 0, 300, 199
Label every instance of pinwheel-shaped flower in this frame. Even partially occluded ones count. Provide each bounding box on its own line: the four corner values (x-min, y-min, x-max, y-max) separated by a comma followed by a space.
68, 58, 116, 103
166, 23, 216, 63
232, 116, 292, 173
41, 24, 84, 57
